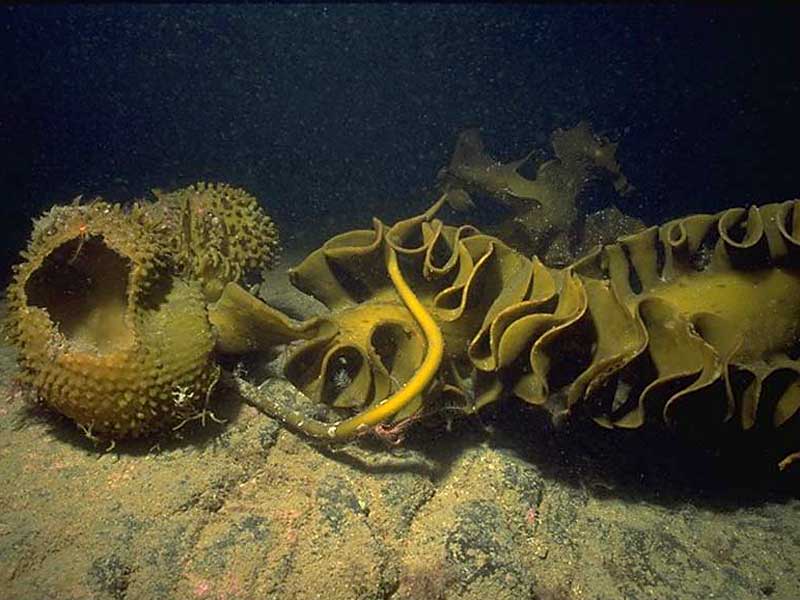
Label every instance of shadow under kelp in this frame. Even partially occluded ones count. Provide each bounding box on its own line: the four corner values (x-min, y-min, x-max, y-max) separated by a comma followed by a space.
467, 395, 800, 507
226, 340, 800, 505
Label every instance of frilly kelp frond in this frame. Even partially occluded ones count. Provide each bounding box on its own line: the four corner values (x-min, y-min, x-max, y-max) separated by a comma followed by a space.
238, 197, 800, 466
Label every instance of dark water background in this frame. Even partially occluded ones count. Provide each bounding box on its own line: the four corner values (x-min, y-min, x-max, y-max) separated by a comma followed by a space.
1, 5, 798, 285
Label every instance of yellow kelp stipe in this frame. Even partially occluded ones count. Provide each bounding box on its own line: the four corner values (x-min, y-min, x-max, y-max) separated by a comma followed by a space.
242, 245, 444, 441
333, 246, 444, 437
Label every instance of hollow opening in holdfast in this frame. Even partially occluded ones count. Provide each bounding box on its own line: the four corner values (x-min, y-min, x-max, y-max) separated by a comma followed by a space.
25, 235, 134, 353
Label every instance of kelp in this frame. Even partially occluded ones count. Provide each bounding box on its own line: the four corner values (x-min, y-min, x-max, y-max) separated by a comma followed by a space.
234, 196, 800, 468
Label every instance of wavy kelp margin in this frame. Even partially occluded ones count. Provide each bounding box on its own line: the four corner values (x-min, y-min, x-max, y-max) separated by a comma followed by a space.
7, 187, 800, 468
235, 196, 800, 469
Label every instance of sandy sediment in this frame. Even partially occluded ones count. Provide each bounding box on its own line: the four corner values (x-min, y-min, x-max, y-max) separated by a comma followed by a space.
1, 255, 798, 600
